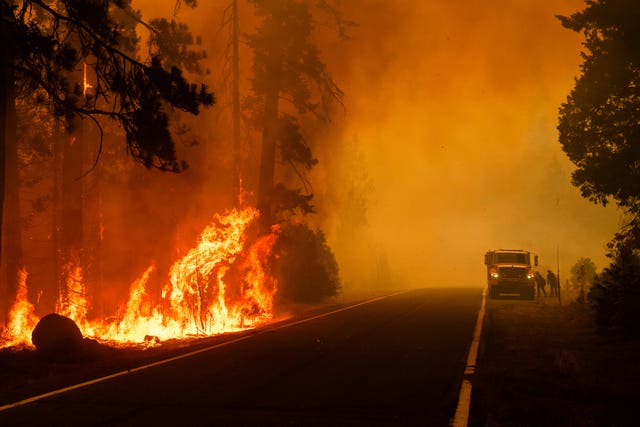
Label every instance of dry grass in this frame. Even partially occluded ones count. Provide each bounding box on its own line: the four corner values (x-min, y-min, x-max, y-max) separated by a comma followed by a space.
471, 295, 640, 426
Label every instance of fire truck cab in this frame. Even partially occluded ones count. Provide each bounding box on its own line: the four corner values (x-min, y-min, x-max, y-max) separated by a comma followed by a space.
484, 249, 538, 299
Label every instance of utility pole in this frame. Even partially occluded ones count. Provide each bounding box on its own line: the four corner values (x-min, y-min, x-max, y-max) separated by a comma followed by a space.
557, 245, 562, 305
232, 0, 241, 206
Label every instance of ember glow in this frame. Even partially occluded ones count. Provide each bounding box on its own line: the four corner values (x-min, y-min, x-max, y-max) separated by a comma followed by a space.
0, 208, 279, 348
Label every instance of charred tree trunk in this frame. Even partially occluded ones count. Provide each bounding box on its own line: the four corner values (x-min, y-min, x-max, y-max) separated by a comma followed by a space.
257, 87, 279, 230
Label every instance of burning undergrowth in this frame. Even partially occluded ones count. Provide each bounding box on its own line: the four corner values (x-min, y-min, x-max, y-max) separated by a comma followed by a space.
0, 207, 280, 349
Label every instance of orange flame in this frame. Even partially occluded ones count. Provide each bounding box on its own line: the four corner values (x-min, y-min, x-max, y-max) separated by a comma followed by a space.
83, 62, 93, 96
2, 208, 280, 349
98, 264, 174, 343
57, 259, 89, 331
0, 270, 38, 349
235, 225, 280, 325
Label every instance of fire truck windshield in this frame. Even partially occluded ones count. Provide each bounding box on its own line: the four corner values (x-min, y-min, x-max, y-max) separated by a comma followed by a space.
495, 253, 528, 264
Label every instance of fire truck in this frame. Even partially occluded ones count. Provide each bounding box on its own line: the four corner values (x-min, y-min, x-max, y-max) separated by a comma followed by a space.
484, 249, 538, 299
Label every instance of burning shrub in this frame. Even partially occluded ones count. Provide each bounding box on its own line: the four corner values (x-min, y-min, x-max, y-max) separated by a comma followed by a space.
272, 223, 340, 303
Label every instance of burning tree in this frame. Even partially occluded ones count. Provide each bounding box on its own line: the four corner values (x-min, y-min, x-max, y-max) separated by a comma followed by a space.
0, 0, 347, 348
1, 207, 280, 347
0, 0, 213, 319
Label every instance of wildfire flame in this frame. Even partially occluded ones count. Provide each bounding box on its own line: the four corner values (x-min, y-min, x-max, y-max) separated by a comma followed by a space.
83, 62, 93, 96
0, 208, 279, 349
57, 258, 89, 331
1, 270, 38, 349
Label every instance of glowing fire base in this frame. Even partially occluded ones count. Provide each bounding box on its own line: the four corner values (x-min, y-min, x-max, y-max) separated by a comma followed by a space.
1, 208, 279, 349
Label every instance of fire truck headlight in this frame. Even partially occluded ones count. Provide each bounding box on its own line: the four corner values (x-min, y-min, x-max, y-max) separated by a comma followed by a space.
491, 272, 500, 279
527, 273, 535, 280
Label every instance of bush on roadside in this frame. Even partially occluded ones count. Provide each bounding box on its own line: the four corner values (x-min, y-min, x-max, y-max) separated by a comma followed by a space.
570, 257, 597, 303
272, 222, 340, 304
588, 242, 640, 336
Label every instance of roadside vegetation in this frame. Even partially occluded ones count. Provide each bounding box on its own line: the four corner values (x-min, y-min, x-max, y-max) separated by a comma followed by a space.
473, 4, 640, 423
472, 299, 640, 426
558, 0, 640, 337
588, 241, 640, 336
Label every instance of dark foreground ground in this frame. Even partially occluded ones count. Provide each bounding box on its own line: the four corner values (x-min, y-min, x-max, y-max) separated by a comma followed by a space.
7, 289, 636, 426
0, 300, 354, 407
471, 295, 640, 426
0, 288, 482, 426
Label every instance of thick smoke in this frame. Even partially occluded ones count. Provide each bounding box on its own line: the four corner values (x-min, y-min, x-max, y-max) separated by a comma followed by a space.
311, 0, 621, 288
130, 0, 621, 292
20, 0, 618, 312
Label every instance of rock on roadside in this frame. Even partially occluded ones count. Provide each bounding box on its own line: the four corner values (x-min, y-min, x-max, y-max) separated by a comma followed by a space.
31, 313, 84, 361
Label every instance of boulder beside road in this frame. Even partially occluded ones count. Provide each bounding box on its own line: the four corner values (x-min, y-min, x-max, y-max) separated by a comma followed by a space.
31, 313, 84, 361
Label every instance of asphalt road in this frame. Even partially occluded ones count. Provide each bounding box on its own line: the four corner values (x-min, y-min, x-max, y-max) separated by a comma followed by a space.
0, 287, 483, 426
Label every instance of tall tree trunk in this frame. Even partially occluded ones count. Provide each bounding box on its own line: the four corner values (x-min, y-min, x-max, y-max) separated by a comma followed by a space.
59, 62, 86, 270
82, 122, 102, 316
0, 37, 9, 320
257, 88, 279, 230
59, 111, 84, 306
61, 128, 84, 249
51, 123, 63, 312
4, 75, 23, 312
56, 62, 88, 312
232, 0, 241, 206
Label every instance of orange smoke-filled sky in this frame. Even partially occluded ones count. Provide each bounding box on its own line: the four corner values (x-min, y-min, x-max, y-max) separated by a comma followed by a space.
319, 0, 621, 287
135, 0, 621, 289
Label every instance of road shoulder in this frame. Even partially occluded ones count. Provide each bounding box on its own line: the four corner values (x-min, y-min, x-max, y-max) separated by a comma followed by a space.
470, 297, 640, 426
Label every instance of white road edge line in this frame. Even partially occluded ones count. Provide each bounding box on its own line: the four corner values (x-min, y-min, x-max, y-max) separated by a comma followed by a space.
451, 286, 487, 427
0, 292, 404, 413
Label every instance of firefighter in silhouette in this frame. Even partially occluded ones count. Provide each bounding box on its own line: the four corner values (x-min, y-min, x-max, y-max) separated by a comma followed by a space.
535, 271, 547, 297
547, 270, 558, 297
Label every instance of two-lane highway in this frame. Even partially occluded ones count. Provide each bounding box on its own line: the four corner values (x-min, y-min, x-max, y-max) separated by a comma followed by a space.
0, 287, 483, 426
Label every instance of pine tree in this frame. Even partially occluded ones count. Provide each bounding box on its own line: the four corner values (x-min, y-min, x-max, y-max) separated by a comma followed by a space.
0, 0, 213, 318
245, 0, 345, 228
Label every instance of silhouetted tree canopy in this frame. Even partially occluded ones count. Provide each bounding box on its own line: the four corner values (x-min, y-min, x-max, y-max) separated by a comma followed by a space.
272, 222, 340, 303
559, 0, 640, 335
244, 0, 345, 225
557, 0, 640, 213
1, 0, 213, 172
570, 257, 597, 290
589, 243, 640, 336
246, 0, 343, 119
149, 17, 208, 75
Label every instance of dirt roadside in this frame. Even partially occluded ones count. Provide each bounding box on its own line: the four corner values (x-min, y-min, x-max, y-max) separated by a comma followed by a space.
470, 295, 640, 426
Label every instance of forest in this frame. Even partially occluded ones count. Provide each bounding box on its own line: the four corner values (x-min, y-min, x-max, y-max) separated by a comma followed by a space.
2, 0, 640, 346
0, 0, 348, 346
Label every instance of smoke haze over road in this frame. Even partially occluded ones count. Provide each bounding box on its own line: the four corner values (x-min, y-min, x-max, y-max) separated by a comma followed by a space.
131, 0, 621, 291
313, 0, 621, 288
